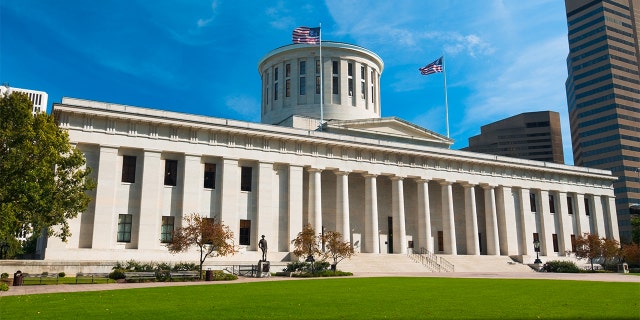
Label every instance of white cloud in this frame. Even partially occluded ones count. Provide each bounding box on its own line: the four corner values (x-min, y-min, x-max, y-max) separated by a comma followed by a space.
197, 0, 219, 28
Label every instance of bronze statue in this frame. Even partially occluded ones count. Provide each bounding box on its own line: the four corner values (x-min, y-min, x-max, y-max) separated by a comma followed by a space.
259, 235, 268, 261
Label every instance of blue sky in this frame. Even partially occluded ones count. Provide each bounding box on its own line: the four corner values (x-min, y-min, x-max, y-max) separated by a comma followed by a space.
1, 0, 573, 163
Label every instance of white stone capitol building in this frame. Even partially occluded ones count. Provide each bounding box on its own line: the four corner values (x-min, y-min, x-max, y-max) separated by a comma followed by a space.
45, 42, 619, 265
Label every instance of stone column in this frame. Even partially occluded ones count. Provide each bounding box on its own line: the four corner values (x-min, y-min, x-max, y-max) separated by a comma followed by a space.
91, 145, 119, 249
496, 186, 519, 255
288, 165, 304, 251
308, 168, 323, 235
556, 191, 572, 255
440, 181, 457, 255
256, 162, 274, 251
336, 171, 351, 243
463, 184, 480, 255
417, 179, 433, 253
391, 176, 407, 254
605, 196, 620, 241
538, 190, 555, 256
220, 158, 240, 241
138, 150, 163, 249
518, 188, 534, 255
364, 174, 380, 253
483, 185, 499, 255
574, 193, 589, 236
592, 195, 606, 237
181, 154, 202, 222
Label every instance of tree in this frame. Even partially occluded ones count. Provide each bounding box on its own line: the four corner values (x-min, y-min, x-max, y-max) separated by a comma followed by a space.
631, 215, 640, 245
321, 231, 354, 273
621, 242, 640, 266
574, 233, 603, 271
601, 237, 621, 269
165, 213, 236, 278
0, 92, 94, 257
291, 224, 321, 261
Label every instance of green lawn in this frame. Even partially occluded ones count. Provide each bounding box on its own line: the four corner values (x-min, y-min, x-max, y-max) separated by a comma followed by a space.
1, 277, 638, 319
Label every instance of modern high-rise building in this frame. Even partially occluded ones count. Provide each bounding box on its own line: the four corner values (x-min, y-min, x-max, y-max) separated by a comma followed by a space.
462, 111, 565, 164
0, 84, 48, 114
564, 0, 640, 241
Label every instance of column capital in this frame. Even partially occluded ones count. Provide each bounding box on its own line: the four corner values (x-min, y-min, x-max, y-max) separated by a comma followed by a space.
390, 175, 404, 181
307, 167, 323, 173
335, 170, 350, 176
480, 184, 495, 190
363, 173, 378, 178
461, 183, 476, 188
415, 178, 430, 183
438, 180, 453, 186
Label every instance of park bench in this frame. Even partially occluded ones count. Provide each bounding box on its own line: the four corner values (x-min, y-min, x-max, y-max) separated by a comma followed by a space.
23, 273, 59, 284
169, 271, 200, 281
75, 272, 111, 284
124, 271, 156, 282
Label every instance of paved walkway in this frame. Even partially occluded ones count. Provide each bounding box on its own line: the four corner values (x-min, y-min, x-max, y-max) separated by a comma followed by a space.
1, 272, 638, 297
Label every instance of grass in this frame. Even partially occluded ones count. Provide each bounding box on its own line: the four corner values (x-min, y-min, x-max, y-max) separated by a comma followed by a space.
1, 277, 638, 319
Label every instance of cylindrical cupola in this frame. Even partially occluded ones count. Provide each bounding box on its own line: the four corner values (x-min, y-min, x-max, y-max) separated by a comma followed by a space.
258, 42, 384, 125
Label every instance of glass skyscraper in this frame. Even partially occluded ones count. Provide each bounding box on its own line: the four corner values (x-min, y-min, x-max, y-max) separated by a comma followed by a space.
565, 0, 640, 241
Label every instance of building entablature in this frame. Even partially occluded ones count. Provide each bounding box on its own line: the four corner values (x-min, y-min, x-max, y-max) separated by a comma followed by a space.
54, 98, 616, 196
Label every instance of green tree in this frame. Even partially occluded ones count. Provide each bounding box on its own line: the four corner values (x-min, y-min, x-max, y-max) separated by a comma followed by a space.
165, 213, 236, 278
0, 92, 94, 257
631, 215, 640, 245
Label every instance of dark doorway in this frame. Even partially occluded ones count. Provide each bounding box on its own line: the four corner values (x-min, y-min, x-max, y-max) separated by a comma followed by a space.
387, 217, 393, 254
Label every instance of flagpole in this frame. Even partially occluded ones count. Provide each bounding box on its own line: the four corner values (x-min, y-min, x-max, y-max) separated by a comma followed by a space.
319, 23, 324, 131
443, 54, 449, 138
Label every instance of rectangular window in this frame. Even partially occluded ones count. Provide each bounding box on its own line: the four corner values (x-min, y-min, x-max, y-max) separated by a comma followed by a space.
437, 231, 444, 251
552, 234, 559, 252
121, 155, 136, 183
299, 61, 306, 75
241, 166, 252, 191
348, 79, 353, 96
347, 62, 353, 76
164, 159, 178, 186
315, 76, 321, 94
530, 192, 537, 212
332, 61, 339, 75
117, 214, 132, 243
567, 196, 574, 214
274, 83, 278, 100
285, 63, 291, 77
315, 59, 320, 74
549, 194, 556, 213
204, 163, 216, 189
571, 234, 577, 252
360, 65, 365, 79
274, 67, 278, 81
332, 61, 339, 95
299, 77, 306, 95
240, 220, 251, 245
161, 216, 175, 243
584, 198, 591, 216
285, 79, 291, 97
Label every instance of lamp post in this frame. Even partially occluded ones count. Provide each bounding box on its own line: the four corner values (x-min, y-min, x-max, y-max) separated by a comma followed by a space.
533, 239, 542, 264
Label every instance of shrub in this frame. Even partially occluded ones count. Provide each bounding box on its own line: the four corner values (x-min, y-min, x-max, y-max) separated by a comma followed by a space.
173, 262, 198, 271
542, 260, 580, 273
0, 283, 8, 291
284, 261, 309, 272
109, 269, 126, 280
211, 270, 237, 281
1, 272, 8, 279
58, 272, 66, 278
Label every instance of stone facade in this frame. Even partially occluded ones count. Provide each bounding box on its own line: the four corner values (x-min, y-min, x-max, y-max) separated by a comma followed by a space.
43, 42, 620, 264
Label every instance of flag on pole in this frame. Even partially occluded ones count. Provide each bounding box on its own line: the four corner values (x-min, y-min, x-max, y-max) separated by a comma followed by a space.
419, 57, 443, 75
292, 26, 321, 44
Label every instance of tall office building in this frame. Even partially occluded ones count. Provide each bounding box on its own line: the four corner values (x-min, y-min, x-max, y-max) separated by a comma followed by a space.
462, 111, 565, 164
565, 0, 640, 241
0, 84, 48, 114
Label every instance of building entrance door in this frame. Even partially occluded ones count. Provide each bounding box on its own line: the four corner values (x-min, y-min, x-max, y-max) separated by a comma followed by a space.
388, 217, 393, 254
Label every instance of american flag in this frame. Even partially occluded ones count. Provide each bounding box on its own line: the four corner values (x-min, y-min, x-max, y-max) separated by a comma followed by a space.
292, 26, 321, 44
419, 57, 444, 75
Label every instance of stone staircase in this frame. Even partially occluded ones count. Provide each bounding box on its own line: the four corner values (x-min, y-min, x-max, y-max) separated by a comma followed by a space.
336, 253, 534, 273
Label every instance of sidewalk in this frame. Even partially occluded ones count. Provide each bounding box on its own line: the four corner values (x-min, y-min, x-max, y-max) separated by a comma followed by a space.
2, 272, 638, 297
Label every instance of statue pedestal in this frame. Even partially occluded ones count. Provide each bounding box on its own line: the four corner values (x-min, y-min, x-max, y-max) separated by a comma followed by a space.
257, 260, 270, 278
